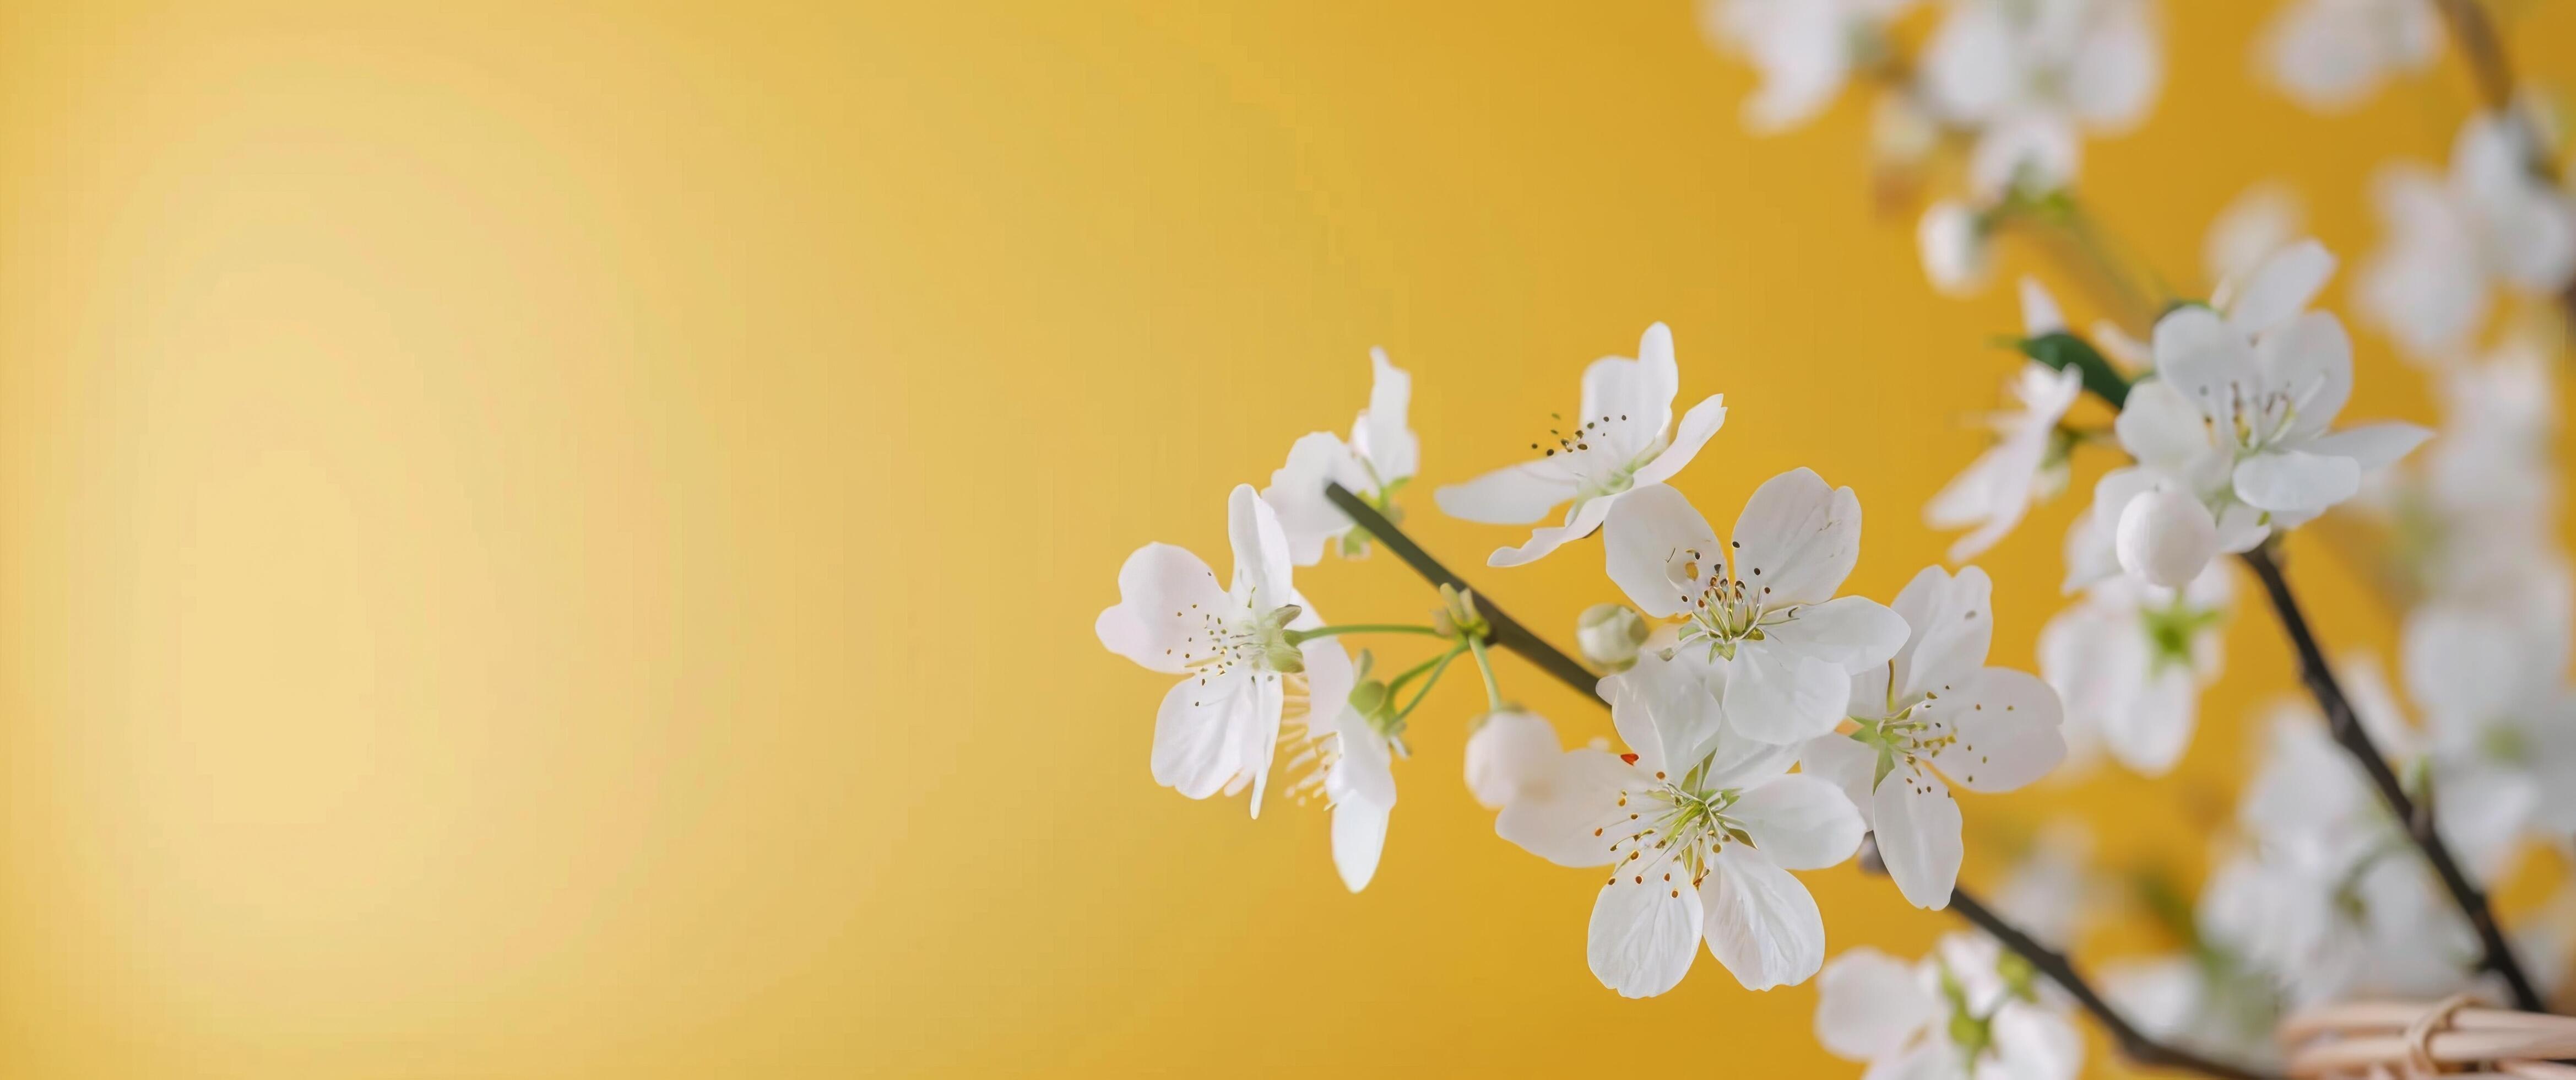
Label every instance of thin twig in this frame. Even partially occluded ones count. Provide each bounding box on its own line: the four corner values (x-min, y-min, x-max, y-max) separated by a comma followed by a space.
1944, 885, 2281, 1080
1325, 479, 2273, 1078
2239, 546, 2545, 1012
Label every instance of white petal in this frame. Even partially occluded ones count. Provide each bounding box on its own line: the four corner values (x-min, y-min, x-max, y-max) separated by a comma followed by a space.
2113, 379, 2220, 477
1096, 542, 1232, 673
1816, 947, 1940, 1062
1227, 484, 1298, 613
1494, 748, 1637, 867
2103, 662, 2198, 775
1325, 706, 1397, 809
1869, 1043, 1968, 1080
1892, 565, 1995, 701
2115, 487, 2219, 588
1464, 710, 1563, 810
1150, 668, 1282, 804
1729, 774, 1863, 871
1799, 732, 1880, 826
1434, 460, 1579, 525
1262, 431, 1360, 566
1721, 645, 1857, 743
2150, 305, 2255, 414
1873, 766, 1965, 909
1354, 347, 1419, 482
1580, 337, 1678, 462
1768, 596, 1913, 673
1604, 483, 1721, 618
2018, 277, 2066, 336
1629, 395, 1730, 489
2066, 7, 2159, 129
1732, 467, 1864, 606
1603, 651, 1725, 776
1330, 793, 1391, 893
2232, 449, 2360, 513
1919, 200, 1993, 295
1928, 668, 2068, 792
1486, 489, 1618, 568
1988, 1001, 2084, 1080
1970, 113, 2080, 199
2254, 310, 2353, 440
1700, 845, 1827, 990
2306, 420, 2431, 471
1588, 851, 1704, 998
2224, 238, 2335, 338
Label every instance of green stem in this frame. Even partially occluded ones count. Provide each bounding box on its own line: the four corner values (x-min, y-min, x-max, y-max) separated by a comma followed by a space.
1384, 644, 1465, 700
1396, 647, 1466, 721
1466, 634, 1504, 712
1288, 623, 1444, 644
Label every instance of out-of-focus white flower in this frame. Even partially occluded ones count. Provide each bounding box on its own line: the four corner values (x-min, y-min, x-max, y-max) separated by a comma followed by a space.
2204, 181, 2307, 292
1576, 603, 1650, 673
2257, 0, 2441, 112
1993, 820, 2097, 949
1496, 704, 1862, 995
2094, 241, 2429, 585
2361, 112, 2576, 361
1097, 485, 1355, 818
1436, 323, 1728, 566
1262, 348, 1418, 565
1801, 566, 2067, 909
1919, 199, 1996, 295
1464, 709, 1561, 810
1926, 282, 2087, 561
1815, 936, 2083, 1080
2404, 603, 2576, 870
1700, 0, 1917, 132
1922, 0, 2163, 198
2349, 341, 2568, 614
1601, 474, 1910, 744
2040, 561, 2230, 776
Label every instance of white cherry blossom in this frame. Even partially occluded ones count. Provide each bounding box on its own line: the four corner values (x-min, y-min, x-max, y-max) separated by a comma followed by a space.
2257, 0, 2440, 113
2094, 240, 2429, 585
1262, 348, 1418, 565
1096, 485, 1354, 818
1435, 323, 1728, 566
2039, 561, 2229, 776
1465, 709, 1563, 811
1921, 0, 2162, 198
1602, 474, 1911, 744
2204, 181, 2306, 292
1919, 199, 1996, 296
2404, 602, 2576, 862
1801, 566, 2068, 909
1815, 936, 2083, 1080
1282, 702, 1401, 892
1699, 0, 1916, 132
1496, 686, 1863, 996
1927, 280, 2086, 560
2361, 112, 2576, 361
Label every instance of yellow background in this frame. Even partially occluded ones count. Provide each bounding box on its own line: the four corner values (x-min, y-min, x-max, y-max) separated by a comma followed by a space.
1, 2, 2569, 1076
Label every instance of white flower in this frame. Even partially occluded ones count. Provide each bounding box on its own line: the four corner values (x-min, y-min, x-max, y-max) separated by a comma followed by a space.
2404, 603, 2576, 860
1815, 936, 2083, 1080
2204, 180, 2307, 291
2352, 341, 2568, 612
1919, 199, 1995, 295
1602, 473, 1911, 744
1700, 0, 1916, 132
2095, 240, 2429, 585
2361, 112, 2576, 360
1282, 703, 1401, 892
1992, 821, 2097, 950
1262, 348, 1418, 565
1435, 323, 1728, 566
1922, 0, 2162, 197
1800, 566, 2067, 909
1496, 693, 1863, 996
1926, 282, 2086, 561
2038, 561, 2229, 775
1096, 485, 1355, 817
2257, 0, 2440, 113
1465, 709, 1562, 811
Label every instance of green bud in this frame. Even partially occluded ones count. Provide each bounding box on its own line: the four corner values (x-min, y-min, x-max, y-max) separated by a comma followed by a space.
1576, 603, 1650, 672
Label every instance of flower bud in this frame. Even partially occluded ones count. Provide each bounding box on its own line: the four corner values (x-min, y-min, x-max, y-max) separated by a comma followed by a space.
1918, 200, 1992, 297
1576, 603, 1650, 673
1464, 710, 1560, 810
2115, 487, 2219, 588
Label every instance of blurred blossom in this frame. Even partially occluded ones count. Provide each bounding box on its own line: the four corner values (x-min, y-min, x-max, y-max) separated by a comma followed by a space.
1262, 348, 1418, 566
1926, 280, 2086, 561
2361, 111, 2576, 361
1435, 323, 1728, 567
2256, 0, 2441, 112
1700, 0, 1917, 133
1815, 936, 2081, 1079
1992, 820, 2097, 949
1918, 199, 1995, 295
2203, 181, 2307, 293
2040, 560, 2230, 775
1463, 709, 1561, 810
1921, 0, 2162, 198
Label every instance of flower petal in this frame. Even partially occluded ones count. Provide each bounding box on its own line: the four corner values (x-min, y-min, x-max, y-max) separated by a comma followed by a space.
1588, 851, 1704, 998
1732, 467, 1864, 606
2103, 662, 2197, 776
2306, 420, 2431, 471
2255, 310, 2352, 441
1629, 395, 1730, 489
1928, 668, 2067, 792
1873, 766, 1965, 909
1262, 432, 1361, 566
1816, 947, 1940, 1062
1700, 845, 1826, 991
1988, 1001, 2083, 1080
2150, 305, 2254, 417
1486, 488, 1618, 568
1354, 347, 1419, 482
1434, 460, 1579, 525
1494, 748, 1636, 868
1798, 732, 1880, 826
2224, 238, 2335, 338
1728, 774, 1863, 871
2232, 449, 2360, 513
1227, 484, 1298, 612
1891, 565, 1995, 702
1330, 792, 1391, 893
1150, 667, 1283, 807
2112, 378, 2219, 477
1604, 483, 1722, 618
1096, 542, 1232, 673
1602, 650, 1724, 776
1767, 595, 1913, 673
1721, 645, 1854, 744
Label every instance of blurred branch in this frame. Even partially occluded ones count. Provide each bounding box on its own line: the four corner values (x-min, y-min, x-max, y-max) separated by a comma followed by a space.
2240, 544, 2546, 1012
2433, 0, 2576, 332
